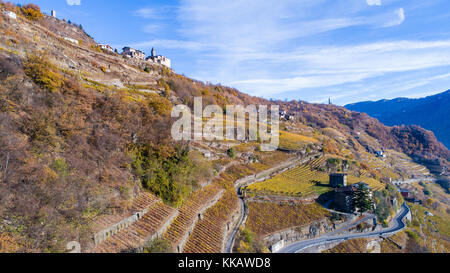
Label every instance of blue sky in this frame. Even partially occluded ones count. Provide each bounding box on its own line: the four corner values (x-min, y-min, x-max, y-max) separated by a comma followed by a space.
11, 0, 450, 105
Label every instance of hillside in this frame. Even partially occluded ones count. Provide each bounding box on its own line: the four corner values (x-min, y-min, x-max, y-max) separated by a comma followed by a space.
0, 3, 449, 253
346, 90, 450, 149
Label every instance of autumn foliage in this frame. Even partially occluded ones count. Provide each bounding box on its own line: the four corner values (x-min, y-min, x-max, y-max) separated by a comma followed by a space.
23, 53, 64, 92
21, 3, 43, 21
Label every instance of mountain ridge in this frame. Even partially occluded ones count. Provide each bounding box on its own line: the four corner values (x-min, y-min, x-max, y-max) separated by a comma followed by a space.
345, 90, 450, 149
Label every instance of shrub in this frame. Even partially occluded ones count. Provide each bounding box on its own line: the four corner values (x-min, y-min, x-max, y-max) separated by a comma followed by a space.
51, 158, 68, 177
227, 148, 236, 159
90, 45, 102, 53
241, 228, 255, 245
146, 93, 172, 116
237, 228, 266, 253
406, 229, 419, 242
411, 219, 420, 227
21, 3, 43, 21
23, 53, 64, 92
130, 144, 198, 206
143, 238, 172, 253
163, 83, 171, 98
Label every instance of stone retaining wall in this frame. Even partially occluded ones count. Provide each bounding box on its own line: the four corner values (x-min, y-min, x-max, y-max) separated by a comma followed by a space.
262, 219, 333, 247
136, 209, 179, 252
175, 190, 225, 253
93, 207, 150, 245
222, 204, 242, 252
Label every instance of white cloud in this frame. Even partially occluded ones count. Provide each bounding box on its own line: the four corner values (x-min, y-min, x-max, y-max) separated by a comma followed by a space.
397, 8, 406, 23
366, 0, 382, 6
66, 0, 81, 6
384, 8, 405, 27
142, 24, 161, 34
129, 0, 445, 103
135, 8, 158, 19
228, 40, 450, 97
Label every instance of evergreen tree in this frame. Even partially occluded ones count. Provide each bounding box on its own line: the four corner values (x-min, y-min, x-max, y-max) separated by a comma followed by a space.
353, 184, 373, 214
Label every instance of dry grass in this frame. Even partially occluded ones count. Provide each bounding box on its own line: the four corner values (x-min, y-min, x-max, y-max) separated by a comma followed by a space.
279, 131, 318, 150
246, 202, 331, 237
0, 233, 21, 253
322, 238, 369, 253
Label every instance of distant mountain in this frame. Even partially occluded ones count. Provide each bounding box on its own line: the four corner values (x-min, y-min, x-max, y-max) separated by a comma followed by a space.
345, 90, 450, 149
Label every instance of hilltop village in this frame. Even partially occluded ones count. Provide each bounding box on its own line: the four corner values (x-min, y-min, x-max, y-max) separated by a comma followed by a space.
4, 8, 172, 69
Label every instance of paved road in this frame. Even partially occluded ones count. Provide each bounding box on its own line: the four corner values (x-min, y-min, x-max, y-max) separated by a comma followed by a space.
224, 154, 321, 253
278, 203, 410, 253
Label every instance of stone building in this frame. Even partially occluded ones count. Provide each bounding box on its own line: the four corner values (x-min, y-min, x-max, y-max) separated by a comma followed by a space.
122, 47, 145, 60
99, 44, 114, 53
400, 188, 411, 199
333, 182, 371, 213
146, 48, 171, 69
329, 173, 348, 188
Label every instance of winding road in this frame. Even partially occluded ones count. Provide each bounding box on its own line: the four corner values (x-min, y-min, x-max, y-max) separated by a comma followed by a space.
224, 153, 321, 253
278, 202, 410, 253
224, 152, 412, 254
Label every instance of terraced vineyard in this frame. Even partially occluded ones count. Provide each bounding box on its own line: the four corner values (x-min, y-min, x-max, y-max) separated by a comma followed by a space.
347, 175, 385, 191
92, 192, 160, 237
247, 157, 330, 197
245, 202, 331, 237
183, 185, 239, 253
247, 157, 386, 196
163, 183, 224, 252
92, 201, 177, 253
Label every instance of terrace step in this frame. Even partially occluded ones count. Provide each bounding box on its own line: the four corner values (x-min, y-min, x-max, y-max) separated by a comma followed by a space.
183, 189, 239, 253
92, 192, 160, 245
163, 184, 225, 252
92, 201, 177, 253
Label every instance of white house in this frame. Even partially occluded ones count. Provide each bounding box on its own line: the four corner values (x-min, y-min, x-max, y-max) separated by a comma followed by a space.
64, 37, 79, 45
122, 47, 145, 60
4, 11, 17, 20
99, 44, 114, 52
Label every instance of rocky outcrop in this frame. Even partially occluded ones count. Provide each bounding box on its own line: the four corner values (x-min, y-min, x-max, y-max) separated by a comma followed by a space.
262, 219, 333, 247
